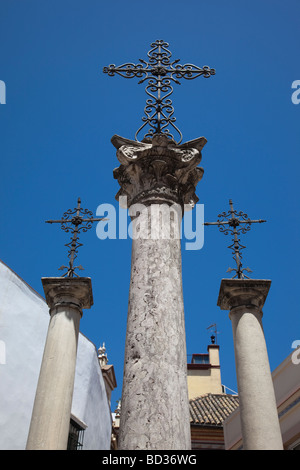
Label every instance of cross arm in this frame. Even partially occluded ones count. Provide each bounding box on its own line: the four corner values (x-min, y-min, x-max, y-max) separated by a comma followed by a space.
204, 219, 266, 226
171, 64, 216, 80
103, 63, 147, 79
241, 219, 266, 224
45, 219, 65, 224
103, 62, 216, 82
45, 217, 107, 224
80, 217, 107, 222
204, 221, 229, 226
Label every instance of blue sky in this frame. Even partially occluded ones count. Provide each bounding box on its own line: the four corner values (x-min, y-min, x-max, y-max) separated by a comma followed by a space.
0, 0, 299, 409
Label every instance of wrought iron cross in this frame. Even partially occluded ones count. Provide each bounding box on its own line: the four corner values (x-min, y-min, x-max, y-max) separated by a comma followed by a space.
103, 39, 215, 144
45, 198, 106, 278
204, 200, 266, 279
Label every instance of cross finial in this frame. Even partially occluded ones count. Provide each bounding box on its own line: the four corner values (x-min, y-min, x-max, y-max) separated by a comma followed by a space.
103, 39, 215, 144
204, 200, 266, 279
45, 198, 106, 278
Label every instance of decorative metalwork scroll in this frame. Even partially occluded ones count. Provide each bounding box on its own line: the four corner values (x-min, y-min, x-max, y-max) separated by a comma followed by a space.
204, 200, 266, 279
46, 198, 106, 278
103, 39, 215, 143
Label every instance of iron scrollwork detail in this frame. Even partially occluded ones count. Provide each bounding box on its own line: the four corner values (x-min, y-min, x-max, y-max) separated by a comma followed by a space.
103, 40, 215, 144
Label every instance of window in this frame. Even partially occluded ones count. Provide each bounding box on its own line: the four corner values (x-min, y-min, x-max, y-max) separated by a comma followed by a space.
289, 441, 300, 450
67, 419, 85, 450
191, 354, 209, 365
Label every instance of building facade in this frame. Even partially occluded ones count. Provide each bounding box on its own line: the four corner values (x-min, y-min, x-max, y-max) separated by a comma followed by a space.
223, 350, 300, 450
0, 260, 113, 450
188, 342, 239, 450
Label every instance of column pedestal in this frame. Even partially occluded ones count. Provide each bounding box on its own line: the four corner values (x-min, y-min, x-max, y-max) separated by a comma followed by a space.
26, 277, 93, 450
217, 279, 283, 450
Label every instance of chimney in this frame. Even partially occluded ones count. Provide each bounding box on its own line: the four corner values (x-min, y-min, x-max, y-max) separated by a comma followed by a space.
187, 337, 223, 399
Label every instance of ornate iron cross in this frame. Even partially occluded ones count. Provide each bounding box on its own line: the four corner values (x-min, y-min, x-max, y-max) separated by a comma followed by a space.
45, 198, 106, 278
103, 39, 215, 144
204, 200, 266, 279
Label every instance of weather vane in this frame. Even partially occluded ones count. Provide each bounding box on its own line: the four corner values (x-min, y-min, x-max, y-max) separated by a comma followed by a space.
103, 39, 215, 144
204, 199, 266, 279
45, 198, 106, 278
206, 323, 220, 345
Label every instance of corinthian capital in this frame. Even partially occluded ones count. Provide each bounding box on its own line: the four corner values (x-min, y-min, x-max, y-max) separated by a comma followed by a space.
111, 134, 207, 208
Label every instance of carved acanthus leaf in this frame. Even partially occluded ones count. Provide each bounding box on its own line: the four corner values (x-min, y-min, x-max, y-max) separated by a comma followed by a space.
112, 134, 206, 207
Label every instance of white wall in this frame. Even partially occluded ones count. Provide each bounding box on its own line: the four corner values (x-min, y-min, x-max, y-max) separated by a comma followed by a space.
0, 260, 112, 450
73, 334, 112, 449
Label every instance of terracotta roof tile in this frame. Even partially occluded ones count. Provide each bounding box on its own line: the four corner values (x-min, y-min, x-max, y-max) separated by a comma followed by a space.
189, 393, 239, 426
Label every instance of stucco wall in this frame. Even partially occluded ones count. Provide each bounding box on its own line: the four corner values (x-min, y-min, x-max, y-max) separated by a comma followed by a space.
0, 260, 112, 450
223, 351, 300, 450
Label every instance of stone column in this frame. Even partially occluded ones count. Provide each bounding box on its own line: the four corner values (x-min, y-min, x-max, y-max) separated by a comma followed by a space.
112, 134, 207, 450
26, 277, 93, 450
217, 279, 283, 450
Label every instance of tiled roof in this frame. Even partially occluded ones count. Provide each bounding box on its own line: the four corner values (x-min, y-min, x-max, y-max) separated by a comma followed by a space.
189, 393, 239, 426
